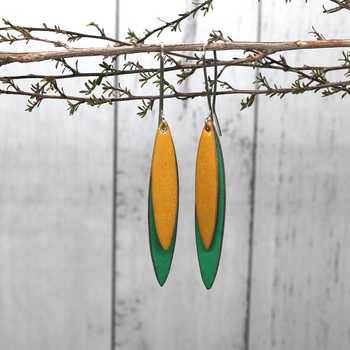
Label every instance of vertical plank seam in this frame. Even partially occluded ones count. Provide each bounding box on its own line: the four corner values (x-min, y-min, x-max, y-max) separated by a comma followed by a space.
244, 2, 262, 350
111, 1, 119, 349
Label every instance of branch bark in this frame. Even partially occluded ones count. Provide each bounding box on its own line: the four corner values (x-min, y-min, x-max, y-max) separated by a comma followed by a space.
2, 40, 350, 65
329, 0, 350, 12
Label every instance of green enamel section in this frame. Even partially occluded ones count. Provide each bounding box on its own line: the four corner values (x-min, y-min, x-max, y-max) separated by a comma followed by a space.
196, 132, 225, 289
148, 180, 178, 286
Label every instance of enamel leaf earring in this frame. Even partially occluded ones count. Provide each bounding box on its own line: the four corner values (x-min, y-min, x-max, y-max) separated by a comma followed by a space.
148, 43, 179, 286
195, 42, 226, 289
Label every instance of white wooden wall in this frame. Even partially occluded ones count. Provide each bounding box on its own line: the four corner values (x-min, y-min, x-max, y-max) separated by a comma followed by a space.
1, 1, 350, 350
250, 3, 350, 350
0, 2, 116, 350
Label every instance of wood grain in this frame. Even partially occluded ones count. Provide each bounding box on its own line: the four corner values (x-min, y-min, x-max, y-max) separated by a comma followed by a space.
249, 2, 350, 350
0, 2, 115, 350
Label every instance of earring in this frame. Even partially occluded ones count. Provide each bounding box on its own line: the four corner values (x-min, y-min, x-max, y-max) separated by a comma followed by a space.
148, 43, 179, 286
195, 42, 226, 289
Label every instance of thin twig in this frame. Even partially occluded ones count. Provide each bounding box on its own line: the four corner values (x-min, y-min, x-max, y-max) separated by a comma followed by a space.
0, 24, 131, 46
1, 78, 350, 103
1, 60, 349, 83
135, 0, 213, 43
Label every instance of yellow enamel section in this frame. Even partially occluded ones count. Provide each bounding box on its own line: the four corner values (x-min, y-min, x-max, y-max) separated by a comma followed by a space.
151, 122, 178, 251
195, 121, 219, 250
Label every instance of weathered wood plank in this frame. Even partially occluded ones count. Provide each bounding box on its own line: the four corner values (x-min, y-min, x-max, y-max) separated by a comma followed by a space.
0, 2, 115, 349
115, 1, 258, 349
250, 3, 350, 350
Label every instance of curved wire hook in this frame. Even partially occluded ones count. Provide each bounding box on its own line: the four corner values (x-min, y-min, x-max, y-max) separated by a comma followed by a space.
158, 43, 166, 129
202, 41, 222, 136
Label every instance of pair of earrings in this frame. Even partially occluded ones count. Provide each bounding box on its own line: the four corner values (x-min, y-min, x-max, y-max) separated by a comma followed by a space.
148, 43, 225, 289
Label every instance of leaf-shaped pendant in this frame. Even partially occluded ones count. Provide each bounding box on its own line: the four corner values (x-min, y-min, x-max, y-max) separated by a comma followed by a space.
195, 120, 225, 289
148, 121, 179, 286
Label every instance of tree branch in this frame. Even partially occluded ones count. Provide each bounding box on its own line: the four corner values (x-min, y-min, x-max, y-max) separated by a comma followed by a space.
1, 0, 350, 115
327, 0, 350, 12
2, 40, 350, 66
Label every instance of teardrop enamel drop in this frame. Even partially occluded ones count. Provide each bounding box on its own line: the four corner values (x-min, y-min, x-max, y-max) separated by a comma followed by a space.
195, 120, 226, 289
195, 120, 219, 250
151, 121, 178, 250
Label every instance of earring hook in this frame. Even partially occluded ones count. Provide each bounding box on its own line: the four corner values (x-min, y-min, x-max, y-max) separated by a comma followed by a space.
202, 41, 222, 136
158, 42, 166, 129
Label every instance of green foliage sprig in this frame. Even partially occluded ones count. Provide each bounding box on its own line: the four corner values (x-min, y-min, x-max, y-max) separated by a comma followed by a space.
127, 0, 214, 44
1, 0, 350, 116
